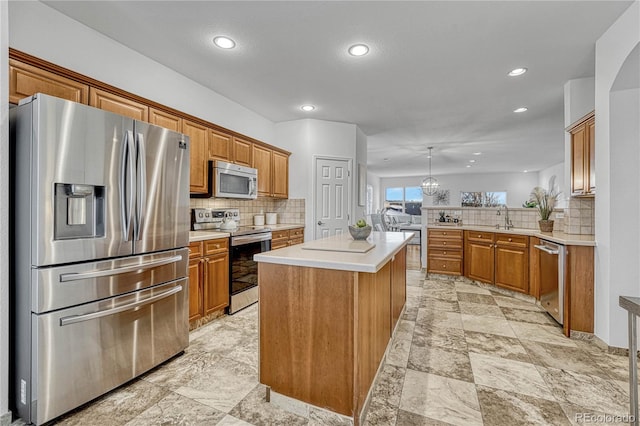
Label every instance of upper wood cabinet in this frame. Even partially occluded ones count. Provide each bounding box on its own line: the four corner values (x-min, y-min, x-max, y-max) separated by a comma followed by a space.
149, 108, 182, 132
272, 151, 289, 199
569, 112, 595, 197
252, 144, 272, 197
209, 129, 232, 162
89, 87, 149, 121
183, 120, 209, 195
232, 136, 253, 166
9, 59, 89, 105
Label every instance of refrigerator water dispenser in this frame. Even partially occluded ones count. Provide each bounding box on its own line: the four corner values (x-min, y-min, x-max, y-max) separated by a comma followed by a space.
54, 183, 105, 239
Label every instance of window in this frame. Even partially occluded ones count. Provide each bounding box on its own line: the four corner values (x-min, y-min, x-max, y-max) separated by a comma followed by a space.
384, 186, 422, 215
461, 191, 507, 207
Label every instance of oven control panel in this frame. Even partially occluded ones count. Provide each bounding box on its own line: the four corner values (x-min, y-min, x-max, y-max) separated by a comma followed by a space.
191, 208, 240, 230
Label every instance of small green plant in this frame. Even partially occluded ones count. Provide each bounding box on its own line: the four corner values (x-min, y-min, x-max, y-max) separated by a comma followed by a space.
355, 218, 368, 228
522, 200, 537, 208
529, 176, 561, 220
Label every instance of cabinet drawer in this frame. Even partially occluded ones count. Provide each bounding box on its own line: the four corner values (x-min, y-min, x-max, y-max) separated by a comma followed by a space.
465, 230, 495, 242
271, 229, 289, 240
428, 248, 462, 259
428, 229, 463, 239
271, 240, 288, 250
428, 238, 463, 250
189, 242, 203, 259
204, 238, 229, 255
289, 236, 304, 246
289, 228, 304, 238
495, 234, 529, 247
428, 257, 463, 275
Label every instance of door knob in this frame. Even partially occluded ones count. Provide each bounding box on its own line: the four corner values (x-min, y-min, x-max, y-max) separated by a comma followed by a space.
317, 221, 324, 226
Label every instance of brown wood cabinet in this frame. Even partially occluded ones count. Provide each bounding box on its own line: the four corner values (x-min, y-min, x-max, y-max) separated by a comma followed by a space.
494, 234, 529, 293
564, 245, 594, 335
184, 120, 210, 195
271, 227, 305, 250
569, 112, 595, 197
209, 129, 232, 162
252, 144, 273, 197
427, 229, 463, 276
9, 59, 89, 105
188, 238, 229, 324
8, 51, 291, 198
232, 136, 253, 166
390, 246, 407, 331
463, 231, 529, 293
149, 107, 182, 132
272, 151, 289, 199
89, 87, 149, 121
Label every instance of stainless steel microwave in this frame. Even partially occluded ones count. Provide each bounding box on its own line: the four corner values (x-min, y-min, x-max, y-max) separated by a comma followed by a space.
214, 160, 258, 199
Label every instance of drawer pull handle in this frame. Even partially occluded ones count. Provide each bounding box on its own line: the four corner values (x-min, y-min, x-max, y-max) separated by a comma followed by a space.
508, 238, 512, 242
443, 232, 447, 235
478, 234, 481, 238
443, 242, 447, 245
443, 251, 447, 255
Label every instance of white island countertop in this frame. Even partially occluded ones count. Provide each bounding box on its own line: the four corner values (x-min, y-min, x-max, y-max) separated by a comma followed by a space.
254, 231, 415, 273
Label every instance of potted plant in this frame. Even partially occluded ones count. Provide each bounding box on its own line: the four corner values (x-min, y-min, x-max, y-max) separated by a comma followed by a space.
529, 176, 561, 232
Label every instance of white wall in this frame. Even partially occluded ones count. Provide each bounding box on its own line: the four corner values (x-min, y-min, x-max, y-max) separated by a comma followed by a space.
380, 172, 539, 209
8, 1, 275, 144
563, 78, 595, 204
594, 0, 640, 348
538, 162, 566, 209
275, 119, 364, 239
367, 172, 381, 213
1, 1, 10, 423
355, 126, 368, 221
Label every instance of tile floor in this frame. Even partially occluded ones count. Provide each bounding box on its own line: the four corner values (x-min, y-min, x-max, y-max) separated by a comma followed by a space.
19, 270, 636, 425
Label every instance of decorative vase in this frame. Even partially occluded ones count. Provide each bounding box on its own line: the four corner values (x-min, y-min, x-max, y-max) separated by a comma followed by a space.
538, 220, 554, 232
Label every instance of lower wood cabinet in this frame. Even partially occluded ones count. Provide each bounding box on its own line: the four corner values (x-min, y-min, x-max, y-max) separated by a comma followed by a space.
427, 229, 463, 275
188, 238, 229, 323
390, 246, 407, 331
271, 227, 304, 250
463, 231, 529, 293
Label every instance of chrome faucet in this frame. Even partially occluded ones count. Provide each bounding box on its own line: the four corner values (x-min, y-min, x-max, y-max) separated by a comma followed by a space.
496, 205, 513, 229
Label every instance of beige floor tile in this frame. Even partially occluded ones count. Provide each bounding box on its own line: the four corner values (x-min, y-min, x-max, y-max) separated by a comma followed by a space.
459, 301, 506, 318
461, 314, 517, 338
469, 352, 555, 401
510, 322, 577, 348
399, 369, 482, 426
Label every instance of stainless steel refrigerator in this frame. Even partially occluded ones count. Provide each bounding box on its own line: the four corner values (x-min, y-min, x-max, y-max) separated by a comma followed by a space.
10, 94, 190, 425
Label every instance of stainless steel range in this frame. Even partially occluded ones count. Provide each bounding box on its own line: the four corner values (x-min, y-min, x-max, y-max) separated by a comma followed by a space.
192, 208, 272, 314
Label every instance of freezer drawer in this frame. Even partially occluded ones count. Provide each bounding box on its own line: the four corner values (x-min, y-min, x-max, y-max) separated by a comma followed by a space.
20, 279, 188, 425
33, 248, 188, 313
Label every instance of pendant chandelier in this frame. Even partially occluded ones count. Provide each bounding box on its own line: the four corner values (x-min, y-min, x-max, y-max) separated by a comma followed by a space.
421, 146, 439, 196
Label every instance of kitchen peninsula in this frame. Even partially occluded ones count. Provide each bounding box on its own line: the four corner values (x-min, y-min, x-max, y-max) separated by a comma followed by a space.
254, 231, 414, 424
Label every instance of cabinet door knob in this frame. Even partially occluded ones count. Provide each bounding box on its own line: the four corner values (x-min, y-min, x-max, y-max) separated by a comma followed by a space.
443, 232, 447, 235
478, 235, 482, 238
508, 238, 512, 242
443, 251, 447, 255
443, 242, 447, 245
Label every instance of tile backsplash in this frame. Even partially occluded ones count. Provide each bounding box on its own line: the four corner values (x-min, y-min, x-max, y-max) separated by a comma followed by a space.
422, 198, 594, 236
190, 197, 305, 227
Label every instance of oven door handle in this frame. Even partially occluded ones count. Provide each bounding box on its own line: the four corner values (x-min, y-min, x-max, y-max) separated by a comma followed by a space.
59, 255, 183, 282
231, 233, 272, 246
59, 285, 183, 326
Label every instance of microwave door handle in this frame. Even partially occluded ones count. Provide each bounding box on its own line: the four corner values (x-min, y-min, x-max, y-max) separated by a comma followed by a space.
135, 132, 146, 241
119, 131, 135, 241
250, 177, 257, 197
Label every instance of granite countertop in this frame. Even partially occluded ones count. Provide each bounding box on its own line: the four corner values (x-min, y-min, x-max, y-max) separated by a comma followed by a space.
426, 224, 596, 246
254, 231, 414, 273
189, 223, 305, 243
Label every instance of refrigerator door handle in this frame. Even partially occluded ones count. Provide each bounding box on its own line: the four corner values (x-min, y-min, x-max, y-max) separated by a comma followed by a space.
119, 130, 136, 241
59, 254, 183, 282
59, 285, 183, 326
134, 132, 147, 241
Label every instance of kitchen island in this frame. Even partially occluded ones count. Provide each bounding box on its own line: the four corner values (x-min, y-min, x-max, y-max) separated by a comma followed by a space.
254, 231, 414, 425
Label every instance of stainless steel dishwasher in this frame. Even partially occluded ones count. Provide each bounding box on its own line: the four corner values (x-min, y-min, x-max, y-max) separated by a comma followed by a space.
535, 240, 565, 324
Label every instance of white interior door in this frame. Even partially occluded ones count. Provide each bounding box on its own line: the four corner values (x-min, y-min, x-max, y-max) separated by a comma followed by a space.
315, 157, 351, 239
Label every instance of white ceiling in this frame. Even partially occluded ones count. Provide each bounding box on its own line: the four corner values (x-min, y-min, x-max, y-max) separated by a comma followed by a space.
43, 1, 633, 178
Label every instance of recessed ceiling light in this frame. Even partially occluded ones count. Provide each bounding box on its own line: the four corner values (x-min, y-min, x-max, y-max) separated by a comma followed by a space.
508, 67, 528, 77
469, 159, 476, 163
466, 165, 472, 168
213, 36, 236, 49
514, 107, 528, 113
473, 152, 482, 156
348, 44, 369, 56
523, 170, 528, 173
301, 105, 315, 112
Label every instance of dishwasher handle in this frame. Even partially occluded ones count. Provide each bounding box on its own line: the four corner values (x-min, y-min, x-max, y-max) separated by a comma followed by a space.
534, 244, 560, 255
